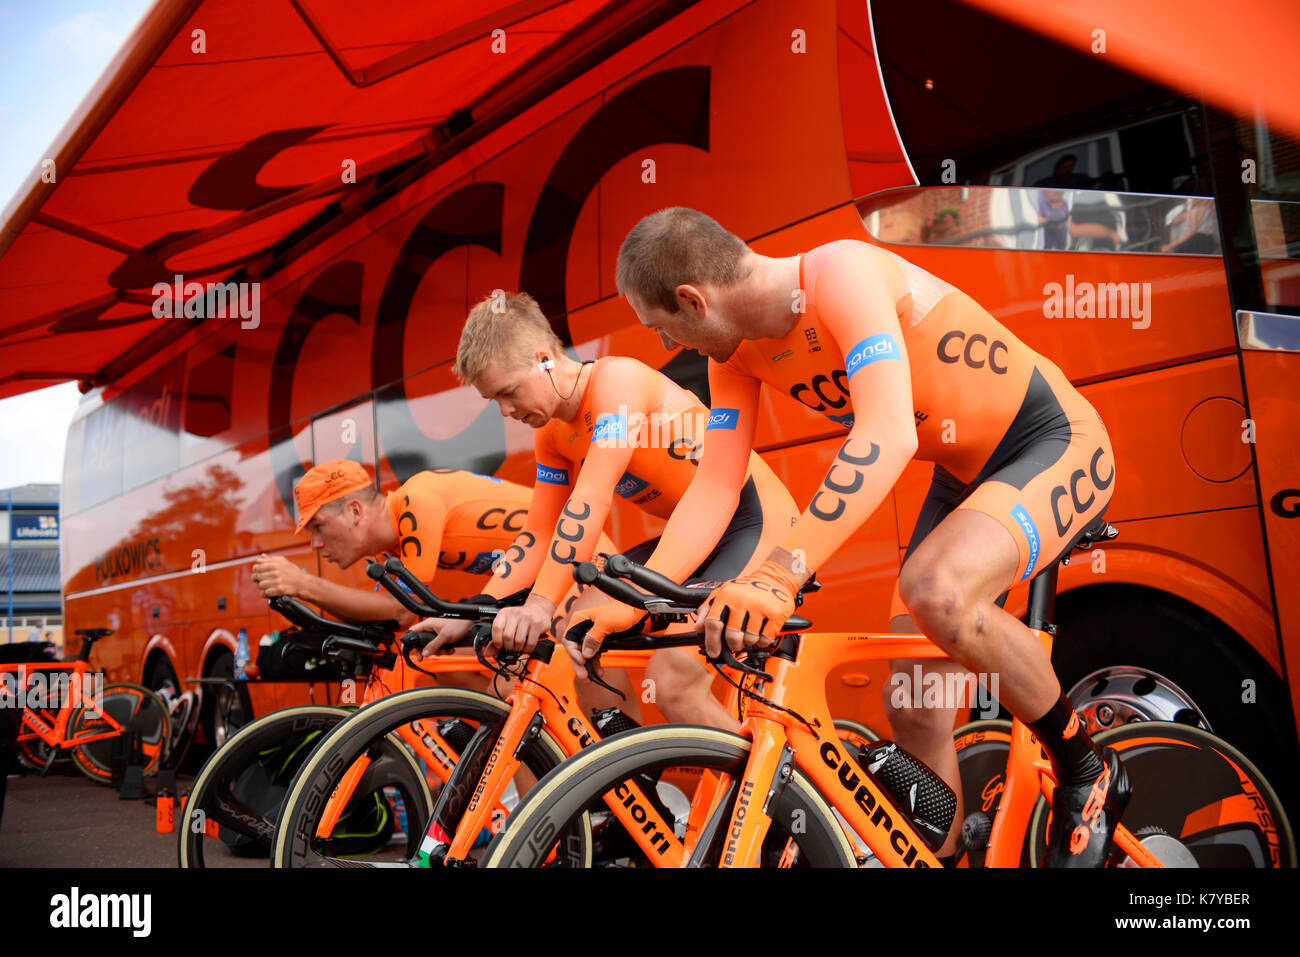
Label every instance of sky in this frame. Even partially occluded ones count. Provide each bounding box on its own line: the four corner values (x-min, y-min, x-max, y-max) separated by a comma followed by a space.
0, 0, 154, 490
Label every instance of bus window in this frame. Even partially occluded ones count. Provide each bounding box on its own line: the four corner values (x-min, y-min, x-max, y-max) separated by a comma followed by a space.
858, 185, 1220, 256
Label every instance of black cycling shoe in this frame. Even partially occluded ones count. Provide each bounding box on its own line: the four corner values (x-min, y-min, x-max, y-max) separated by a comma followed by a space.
1041, 747, 1131, 868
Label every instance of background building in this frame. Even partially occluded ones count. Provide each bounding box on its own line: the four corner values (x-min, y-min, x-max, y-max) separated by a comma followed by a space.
1, 483, 61, 648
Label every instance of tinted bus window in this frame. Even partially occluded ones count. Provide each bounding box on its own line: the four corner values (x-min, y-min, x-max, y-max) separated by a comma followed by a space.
873, 0, 1199, 193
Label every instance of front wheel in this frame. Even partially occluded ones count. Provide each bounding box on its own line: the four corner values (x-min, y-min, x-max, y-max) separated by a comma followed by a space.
484, 725, 857, 868
67, 682, 170, 784
272, 687, 589, 868
1027, 721, 1295, 868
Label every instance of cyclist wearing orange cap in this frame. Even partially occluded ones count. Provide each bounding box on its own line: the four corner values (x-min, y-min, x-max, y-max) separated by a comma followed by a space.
409, 291, 799, 728
254, 460, 535, 626
613, 207, 1127, 868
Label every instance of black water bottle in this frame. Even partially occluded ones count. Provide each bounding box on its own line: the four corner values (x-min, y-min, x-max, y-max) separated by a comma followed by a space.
859, 742, 957, 851
592, 707, 640, 738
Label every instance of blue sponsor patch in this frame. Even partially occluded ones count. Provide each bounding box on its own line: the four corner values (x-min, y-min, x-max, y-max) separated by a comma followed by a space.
828, 410, 855, 430
592, 414, 627, 444
536, 464, 570, 485
844, 333, 902, 379
464, 551, 500, 575
706, 408, 740, 431
374, 578, 416, 597
614, 472, 650, 499
1010, 503, 1040, 581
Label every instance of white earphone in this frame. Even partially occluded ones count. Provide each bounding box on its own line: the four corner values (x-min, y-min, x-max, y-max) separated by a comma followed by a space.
538, 358, 555, 372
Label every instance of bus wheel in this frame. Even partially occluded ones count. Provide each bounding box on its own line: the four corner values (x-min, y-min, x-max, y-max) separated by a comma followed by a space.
1053, 586, 1300, 815
200, 650, 252, 750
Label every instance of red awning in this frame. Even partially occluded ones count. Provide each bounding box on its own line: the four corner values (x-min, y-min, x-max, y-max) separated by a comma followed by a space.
0, 0, 676, 399
959, 0, 1300, 139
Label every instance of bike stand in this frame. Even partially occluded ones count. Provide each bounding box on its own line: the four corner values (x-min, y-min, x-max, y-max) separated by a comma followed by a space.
118, 730, 144, 800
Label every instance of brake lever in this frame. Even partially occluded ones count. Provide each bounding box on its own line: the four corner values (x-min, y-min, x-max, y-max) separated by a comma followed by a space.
562, 618, 626, 702
705, 640, 770, 681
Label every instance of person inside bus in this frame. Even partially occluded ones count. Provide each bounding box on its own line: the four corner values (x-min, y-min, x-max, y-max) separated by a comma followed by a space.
607, 207, 1128, 868
407, 291, 799, 727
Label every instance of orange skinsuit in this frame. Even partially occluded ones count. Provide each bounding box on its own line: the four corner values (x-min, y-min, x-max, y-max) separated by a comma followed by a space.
381, 468, 615, 597
704, 239, 1114, 612
482, 356, 798, 614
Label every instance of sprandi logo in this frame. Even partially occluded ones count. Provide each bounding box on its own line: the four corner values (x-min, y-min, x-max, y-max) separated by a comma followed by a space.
535, 464, 570, 485
888, 664, 1000, 719
1042, 275, 1151, 329
49, 887, 151, 937
844, 333, 902, 379
1, 668, 104, 711
152, 274, 260, 329
591, 405, 714, 450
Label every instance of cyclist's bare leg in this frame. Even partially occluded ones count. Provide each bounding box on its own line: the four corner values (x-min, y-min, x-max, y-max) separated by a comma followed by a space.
882, 638, 966, 856
896, 510, 1058, 717
897, 509, 1126, 866
644, 649, 739, 731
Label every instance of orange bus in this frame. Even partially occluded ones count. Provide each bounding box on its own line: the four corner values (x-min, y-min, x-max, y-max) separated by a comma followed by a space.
1, 1, 1294, 802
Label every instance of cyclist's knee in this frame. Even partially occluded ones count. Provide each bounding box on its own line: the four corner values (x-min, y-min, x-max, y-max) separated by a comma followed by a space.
897, 563, 985, 650
882, 692, 957, 746
645, 650, 712, 722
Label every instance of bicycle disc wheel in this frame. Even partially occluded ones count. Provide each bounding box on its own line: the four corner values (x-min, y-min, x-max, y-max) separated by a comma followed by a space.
1026, 721, 1295, 868
68, 683, 171, 784
179, 704, 433, 867
272, 687, 590, 868
16, 715, 63, 772
484, 725, 857, 868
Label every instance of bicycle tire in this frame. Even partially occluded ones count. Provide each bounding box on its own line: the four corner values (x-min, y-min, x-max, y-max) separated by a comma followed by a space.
68, 682, 171, 784
484, 725, 857, 868
1026, 721, 1295, 868
178, 704, 434, 867
16, 718, 62, 772
272, 687, 591, 868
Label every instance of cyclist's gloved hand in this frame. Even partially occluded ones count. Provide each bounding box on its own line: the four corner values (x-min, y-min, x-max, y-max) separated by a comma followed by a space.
698, 560, 801, 659
566, 599, 646, 662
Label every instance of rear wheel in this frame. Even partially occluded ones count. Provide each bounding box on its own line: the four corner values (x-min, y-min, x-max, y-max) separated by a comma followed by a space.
179, 704, 432, 867
67, 682, 170, 784
484, 725, 856, 868
1026, 721, 1295, 868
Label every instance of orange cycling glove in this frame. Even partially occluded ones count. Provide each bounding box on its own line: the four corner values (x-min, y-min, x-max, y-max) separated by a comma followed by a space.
698, 560, 801, 647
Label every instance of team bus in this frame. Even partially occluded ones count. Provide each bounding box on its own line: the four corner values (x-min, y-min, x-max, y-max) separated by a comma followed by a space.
2, 1, 1294, 798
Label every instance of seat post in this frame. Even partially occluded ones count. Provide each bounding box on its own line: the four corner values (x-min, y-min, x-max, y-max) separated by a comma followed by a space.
1024, 562, 1059, 635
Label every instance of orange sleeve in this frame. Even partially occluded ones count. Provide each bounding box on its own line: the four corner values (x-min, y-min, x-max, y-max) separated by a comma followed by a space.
639, 359, 762, 583
530, 360, 657, 606
483, 434, 572, 599
779, 247, 919, 575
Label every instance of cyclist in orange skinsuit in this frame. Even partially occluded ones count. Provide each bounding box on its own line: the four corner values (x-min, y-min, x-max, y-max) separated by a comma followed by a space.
613, 208, 1127, 868
254, 461, 615, 693
411, 291, 799, 727
254, 461, 537, 623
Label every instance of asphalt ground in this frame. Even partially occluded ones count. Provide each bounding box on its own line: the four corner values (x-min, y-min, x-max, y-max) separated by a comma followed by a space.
0, 766, 262, 868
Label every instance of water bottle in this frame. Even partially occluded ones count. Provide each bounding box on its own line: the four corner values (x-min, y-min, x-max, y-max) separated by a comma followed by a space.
234, 628, 250, 680
859, 741, 957, 851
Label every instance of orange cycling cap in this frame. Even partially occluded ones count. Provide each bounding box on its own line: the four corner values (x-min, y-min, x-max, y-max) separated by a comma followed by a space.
294, 459, 374, 533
